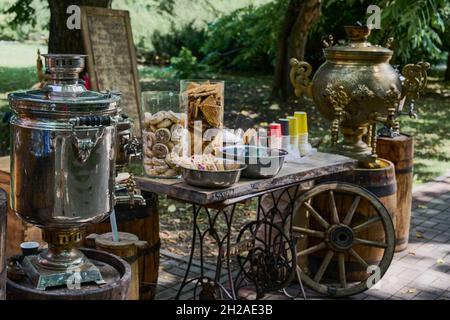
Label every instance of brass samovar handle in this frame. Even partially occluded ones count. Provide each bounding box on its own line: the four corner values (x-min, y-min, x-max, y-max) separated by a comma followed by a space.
289, 58, 313, 98
401, 61, 430, 118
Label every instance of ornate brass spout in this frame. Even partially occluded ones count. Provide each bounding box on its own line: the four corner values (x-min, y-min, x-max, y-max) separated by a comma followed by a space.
378, 62, 430, 137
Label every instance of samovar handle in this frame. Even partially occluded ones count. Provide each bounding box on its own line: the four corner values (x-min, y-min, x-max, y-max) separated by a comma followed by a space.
289, 58, 313, 98
69, 115, 116, 163
401, 61, 431, 118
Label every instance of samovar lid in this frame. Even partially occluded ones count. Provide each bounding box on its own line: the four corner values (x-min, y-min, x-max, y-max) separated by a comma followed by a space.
8, 54, 120, 112
324, 26, 393, 62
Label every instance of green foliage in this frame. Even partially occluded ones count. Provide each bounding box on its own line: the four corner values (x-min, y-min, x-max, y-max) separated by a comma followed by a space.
142, 21, 207, 65
0, 0, 48, 41
3, 0, 36, 28
372, 0, 449, 64
199, 1, 288, 72
170, 47, 210, 78
310, 0, 446, 65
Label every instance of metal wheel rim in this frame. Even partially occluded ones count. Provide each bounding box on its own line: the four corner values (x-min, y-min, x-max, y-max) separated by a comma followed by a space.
291, 182, 395, 297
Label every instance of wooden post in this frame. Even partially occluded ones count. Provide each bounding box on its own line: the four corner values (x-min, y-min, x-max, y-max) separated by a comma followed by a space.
1, 188, 7, 300
86, 232, 147, 300
376, 134, 414, 252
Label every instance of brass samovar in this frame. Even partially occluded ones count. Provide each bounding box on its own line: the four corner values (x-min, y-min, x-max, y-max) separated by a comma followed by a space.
290, 25, 429, 167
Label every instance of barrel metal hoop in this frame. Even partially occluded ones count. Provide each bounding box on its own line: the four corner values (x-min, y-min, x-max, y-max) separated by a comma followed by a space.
395, 167, 413, 175
139, 240, 161, 257
363, 183, 397, 197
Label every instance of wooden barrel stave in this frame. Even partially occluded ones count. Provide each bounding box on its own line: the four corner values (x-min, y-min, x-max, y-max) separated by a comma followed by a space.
85, 191, 160, 300
377, 134, 414, 252
1, 189, 6, 300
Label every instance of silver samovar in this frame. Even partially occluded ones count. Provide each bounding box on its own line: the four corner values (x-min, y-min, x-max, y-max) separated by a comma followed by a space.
8, 54, 121, 290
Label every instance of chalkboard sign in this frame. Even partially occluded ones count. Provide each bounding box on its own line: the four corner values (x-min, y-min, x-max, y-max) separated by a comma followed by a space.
80, 7, 141, 135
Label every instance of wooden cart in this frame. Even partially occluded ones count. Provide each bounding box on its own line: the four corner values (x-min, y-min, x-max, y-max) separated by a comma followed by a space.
135, 152, 396, 299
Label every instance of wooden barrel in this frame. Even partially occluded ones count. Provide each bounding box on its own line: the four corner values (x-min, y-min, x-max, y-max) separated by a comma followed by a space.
85, 191, 160, 300
6, 248, 131, 300
0, 189, 7, 300
377, 134, 414, 252
86, 232, 147, 300
309, 159, 397, 281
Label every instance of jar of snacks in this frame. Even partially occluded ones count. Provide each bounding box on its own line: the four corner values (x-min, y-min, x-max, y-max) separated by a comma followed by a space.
180, 80, 224, 155
141, 91, 187, 178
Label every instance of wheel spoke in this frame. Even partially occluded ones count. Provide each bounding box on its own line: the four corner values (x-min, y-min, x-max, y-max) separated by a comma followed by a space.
348, 248, 369, 269
338, 253, 347, 288
313, 250, 334, 283
304, 202, 330, 230
292, 226, 325, 238
329, 191, 339, 224
352, 216, 382, 233
297, 242, 326, 257
354, 238, 388, 248
343, 196, 361, 225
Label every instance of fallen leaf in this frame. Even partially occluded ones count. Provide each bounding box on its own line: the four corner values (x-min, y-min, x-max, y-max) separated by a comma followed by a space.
408, 251, 416, 256
406, 288, 416, 294
417, 204, 427, 209
437, 259, 445, 265
416, 231, 424, 239
240, 110, 250, 116
269, 104, 280, 110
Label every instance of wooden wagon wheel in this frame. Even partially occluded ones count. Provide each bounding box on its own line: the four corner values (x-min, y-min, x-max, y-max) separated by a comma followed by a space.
291, 182, 395, 297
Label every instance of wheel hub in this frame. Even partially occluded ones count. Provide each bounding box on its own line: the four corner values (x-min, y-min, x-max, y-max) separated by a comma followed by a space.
327, 225, 354, 251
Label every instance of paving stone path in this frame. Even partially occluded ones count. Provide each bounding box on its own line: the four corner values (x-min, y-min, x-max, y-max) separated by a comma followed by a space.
155, 173, 450, 300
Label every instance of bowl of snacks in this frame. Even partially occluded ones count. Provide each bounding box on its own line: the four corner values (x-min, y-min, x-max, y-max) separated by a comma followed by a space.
176, 155, 246, 189
220, 145, 288, 179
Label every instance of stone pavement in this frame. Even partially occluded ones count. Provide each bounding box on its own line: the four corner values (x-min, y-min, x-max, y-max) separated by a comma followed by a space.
155, 173, 450, 300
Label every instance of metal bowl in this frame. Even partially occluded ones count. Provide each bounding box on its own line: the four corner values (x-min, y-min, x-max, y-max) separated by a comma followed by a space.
220, 145, 288, 179
180, 162, 247, 189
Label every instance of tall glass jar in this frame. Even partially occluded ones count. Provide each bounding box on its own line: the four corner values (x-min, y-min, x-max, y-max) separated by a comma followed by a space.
0, 189, 6, 300
141, 91, 186, 178
180, 80, 224, 155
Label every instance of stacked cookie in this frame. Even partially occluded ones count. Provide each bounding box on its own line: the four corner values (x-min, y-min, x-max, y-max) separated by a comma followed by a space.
142, 111, 186, 177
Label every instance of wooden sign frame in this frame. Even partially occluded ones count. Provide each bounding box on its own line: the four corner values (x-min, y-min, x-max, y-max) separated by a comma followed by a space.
80, 6, 142, 135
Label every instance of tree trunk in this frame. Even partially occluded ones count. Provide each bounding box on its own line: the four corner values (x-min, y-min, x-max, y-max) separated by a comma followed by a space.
271, 0, 300, 100
271, 0, 321, 101
445, 52, 450, 81
47, 0, 112, 54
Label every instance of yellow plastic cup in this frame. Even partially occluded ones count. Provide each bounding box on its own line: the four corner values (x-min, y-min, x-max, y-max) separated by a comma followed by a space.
287, 116, 298, 137
294, 111, 308, 135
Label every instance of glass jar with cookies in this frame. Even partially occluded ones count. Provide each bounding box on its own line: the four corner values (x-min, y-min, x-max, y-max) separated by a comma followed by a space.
141, 91, 187, 178
180, 80, 224, 156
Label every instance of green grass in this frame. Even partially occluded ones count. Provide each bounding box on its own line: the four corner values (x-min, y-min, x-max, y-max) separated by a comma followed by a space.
0, 42, 47, 67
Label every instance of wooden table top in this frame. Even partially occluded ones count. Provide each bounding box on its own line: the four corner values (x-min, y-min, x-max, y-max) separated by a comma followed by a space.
135, 152, 357, 206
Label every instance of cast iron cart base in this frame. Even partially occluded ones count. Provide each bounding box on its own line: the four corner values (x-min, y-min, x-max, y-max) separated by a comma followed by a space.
136, 153, 395, 299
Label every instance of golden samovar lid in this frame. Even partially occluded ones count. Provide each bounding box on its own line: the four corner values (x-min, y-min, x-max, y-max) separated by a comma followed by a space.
325, 25, 393, 62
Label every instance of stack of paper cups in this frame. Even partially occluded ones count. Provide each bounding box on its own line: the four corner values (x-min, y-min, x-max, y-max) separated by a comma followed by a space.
286, 116, 300, 158
258, 127, 268, 148
278, 119, 290, 150
294, 111, 312, 156
269, 123, 282, 149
